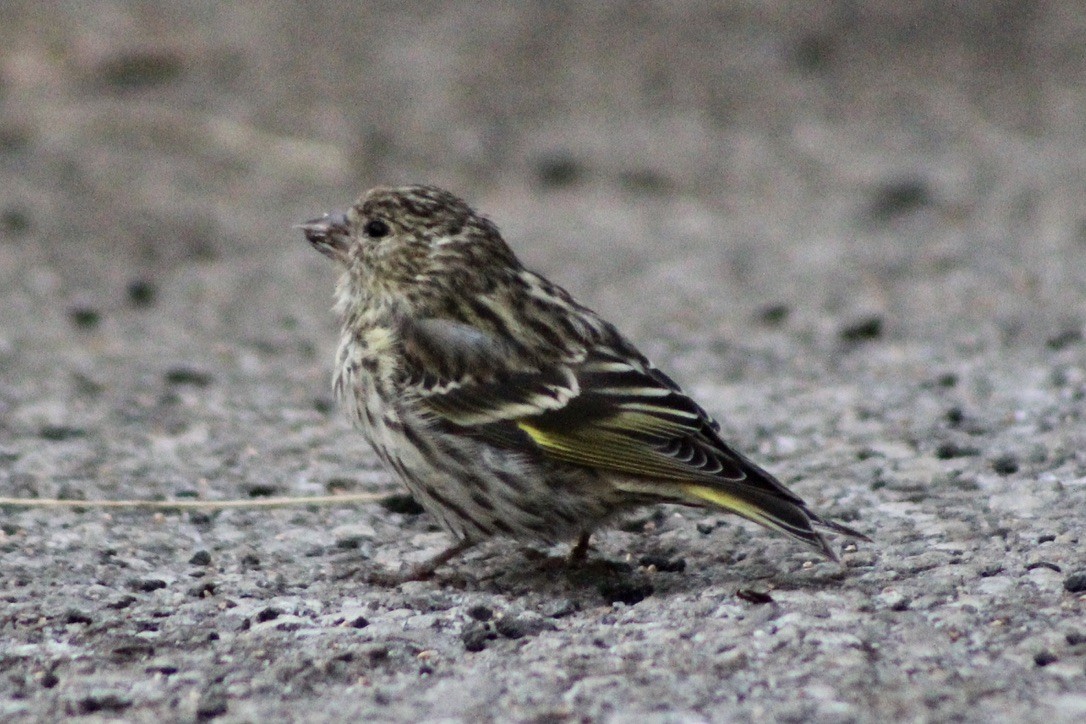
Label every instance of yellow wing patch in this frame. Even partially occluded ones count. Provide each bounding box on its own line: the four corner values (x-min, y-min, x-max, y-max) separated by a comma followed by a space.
516, 419, 703, 480
679, 484, 778, 529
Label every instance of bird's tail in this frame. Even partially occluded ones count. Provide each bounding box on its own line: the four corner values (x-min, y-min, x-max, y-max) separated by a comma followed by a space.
678, 483, 869, 562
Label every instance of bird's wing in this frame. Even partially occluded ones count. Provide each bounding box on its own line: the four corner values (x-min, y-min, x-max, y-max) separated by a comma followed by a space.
399, 316, 866, 555
398, 316, 582, 425
399, 316, 802, 500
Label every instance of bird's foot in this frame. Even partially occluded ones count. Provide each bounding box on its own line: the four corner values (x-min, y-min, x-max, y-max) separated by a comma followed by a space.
364, 539, 475, 586
567, 532, 592, 564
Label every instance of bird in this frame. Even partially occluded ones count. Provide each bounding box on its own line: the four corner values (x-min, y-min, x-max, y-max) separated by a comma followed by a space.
301, 184, 867, 580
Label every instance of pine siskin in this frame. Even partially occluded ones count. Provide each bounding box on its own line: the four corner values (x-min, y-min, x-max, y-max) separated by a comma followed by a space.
302, 185, 867, 579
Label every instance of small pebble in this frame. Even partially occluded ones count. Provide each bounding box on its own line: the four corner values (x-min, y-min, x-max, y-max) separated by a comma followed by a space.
164, 367, 213, 387
533, 153, 584, 189
189, 550, 212, 566
111, 641, 155, 662
1034, 651, 1058, 667
1, 206, 31, 235
1063, 572, 1086, 593
95, 50, 183, 90
736, 589, 775, 605
126, 279, 156, 307
840, 316, 883, 343
255, 607, 280, 623
935, 442, 980, 459
39, 425, 86, 441
494, 613, 552, 640
68, 306, 101, 329
868, 177, 932, 221
1046, 329, 1083, 350
756, 303, 790, 326
466, 605, 493, 622
74, 691, 131, 715
63, 609, 93, 625
461, 622, 492, 652
991, 454, 1020, 475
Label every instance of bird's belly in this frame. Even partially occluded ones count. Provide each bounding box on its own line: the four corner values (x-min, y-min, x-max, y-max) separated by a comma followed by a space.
335, 362, 624, 544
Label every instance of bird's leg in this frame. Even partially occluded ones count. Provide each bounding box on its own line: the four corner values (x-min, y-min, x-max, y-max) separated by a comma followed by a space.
567, 532, 592, 564
369, 539, 475, 585
406, 539, 476, 580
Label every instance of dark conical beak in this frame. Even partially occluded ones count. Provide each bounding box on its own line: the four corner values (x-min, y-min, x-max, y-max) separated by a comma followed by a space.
298, 211, 351, 262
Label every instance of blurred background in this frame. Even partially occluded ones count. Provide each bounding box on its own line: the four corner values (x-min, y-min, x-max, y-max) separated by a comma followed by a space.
4, 0, 1085, 349
2, 0, 1086, 435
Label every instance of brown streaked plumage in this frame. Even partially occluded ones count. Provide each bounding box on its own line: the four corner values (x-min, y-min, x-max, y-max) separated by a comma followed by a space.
302, 185, 867, 580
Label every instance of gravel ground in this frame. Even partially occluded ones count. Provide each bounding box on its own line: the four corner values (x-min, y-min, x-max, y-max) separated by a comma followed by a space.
2, 2, 1085, 722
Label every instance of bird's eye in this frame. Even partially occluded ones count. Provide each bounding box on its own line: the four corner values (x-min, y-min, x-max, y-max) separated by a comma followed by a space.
363, 219, 390, 238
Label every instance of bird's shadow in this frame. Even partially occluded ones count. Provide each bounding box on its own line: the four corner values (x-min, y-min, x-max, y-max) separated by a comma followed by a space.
429, 550, 663, 606
408, 542, 790, 599
344, 532, 869, 606
408, 543, 850, 604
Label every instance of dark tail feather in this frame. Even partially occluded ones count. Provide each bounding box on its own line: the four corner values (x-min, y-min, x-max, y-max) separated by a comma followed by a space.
810, 513, 871, 543
678, 483, 866, 562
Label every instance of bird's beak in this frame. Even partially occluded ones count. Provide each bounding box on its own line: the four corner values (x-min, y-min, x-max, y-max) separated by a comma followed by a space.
298, 211, 351, 262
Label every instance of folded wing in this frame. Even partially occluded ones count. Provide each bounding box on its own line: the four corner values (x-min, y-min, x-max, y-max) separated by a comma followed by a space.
398, 316, 863, 557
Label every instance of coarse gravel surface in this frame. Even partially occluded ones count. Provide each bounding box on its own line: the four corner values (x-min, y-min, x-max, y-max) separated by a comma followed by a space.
2, 2, 1085, 722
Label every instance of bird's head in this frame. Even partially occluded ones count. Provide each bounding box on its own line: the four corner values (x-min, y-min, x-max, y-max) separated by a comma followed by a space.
301, 185, 519, 312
